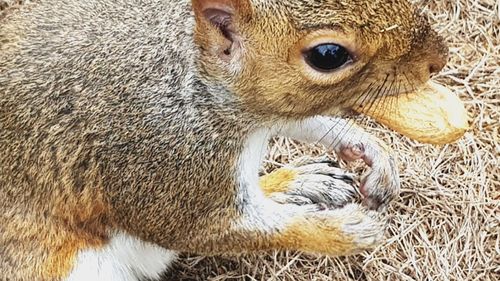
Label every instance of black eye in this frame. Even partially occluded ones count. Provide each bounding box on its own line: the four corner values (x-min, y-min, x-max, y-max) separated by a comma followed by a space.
304, 44, 352, 72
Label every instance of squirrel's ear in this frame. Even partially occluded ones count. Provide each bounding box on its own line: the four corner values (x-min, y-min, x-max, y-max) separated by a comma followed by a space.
192, 0, 252, 59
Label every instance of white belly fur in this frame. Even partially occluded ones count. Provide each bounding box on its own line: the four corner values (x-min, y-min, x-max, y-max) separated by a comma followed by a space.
66, 232, 177, 281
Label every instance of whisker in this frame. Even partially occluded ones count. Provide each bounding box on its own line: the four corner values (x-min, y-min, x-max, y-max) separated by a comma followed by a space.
366, 73, 392, 121
386, 75, 402, 125
402, 71, 417, 94
327, 75, 389, 150
359, 73, 393, 146
375, 73, 397, 121
314, 71, 374, 147
314, 116, 344, 146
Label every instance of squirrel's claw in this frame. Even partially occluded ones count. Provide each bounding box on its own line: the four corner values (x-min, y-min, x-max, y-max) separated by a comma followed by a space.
338, 137, 400, 210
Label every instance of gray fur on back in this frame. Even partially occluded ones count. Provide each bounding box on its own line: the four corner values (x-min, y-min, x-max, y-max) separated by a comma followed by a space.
0, 0, 252, 249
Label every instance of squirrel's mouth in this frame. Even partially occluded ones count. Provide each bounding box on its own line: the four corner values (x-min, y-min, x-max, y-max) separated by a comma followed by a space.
351, 81, 469, 145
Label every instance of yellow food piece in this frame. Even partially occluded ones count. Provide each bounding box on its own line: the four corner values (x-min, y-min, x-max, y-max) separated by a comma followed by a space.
355, 82, 469, 145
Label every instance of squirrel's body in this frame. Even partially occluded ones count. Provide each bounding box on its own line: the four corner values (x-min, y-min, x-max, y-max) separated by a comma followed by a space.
0, 0, 448, 280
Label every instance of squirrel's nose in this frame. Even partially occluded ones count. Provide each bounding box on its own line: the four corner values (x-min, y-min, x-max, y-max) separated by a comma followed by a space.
427, 36, 449, 76
429, 59, 446, 75
428, 47, 448, 75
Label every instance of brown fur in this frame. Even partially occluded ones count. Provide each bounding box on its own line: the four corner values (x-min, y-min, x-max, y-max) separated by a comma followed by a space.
276, 216, 355, 256
0, 0, 448, 280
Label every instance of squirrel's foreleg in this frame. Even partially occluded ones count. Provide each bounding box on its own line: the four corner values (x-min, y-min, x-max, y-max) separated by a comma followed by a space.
203, 128, 386, 257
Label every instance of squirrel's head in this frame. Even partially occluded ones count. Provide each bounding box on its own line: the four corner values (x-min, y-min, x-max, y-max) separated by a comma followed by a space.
192, 0, 449, 118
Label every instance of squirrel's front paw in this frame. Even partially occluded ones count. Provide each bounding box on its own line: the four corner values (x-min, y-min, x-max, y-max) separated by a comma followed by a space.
337, 136, 400, 210
260, 156, 360, 209
276, 203, 386, 256
338, 204, 385, 251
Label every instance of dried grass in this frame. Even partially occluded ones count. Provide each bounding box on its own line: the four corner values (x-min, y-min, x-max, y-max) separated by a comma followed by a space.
168, 0, 499, 280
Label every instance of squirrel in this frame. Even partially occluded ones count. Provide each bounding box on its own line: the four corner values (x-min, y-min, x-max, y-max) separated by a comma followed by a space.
0, 0, 449, 280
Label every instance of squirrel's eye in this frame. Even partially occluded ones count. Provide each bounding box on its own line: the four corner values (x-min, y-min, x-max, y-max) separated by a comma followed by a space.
304, 44, 352, 72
